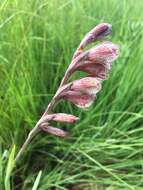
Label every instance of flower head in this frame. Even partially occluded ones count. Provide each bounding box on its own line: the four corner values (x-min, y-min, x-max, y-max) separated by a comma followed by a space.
69, 41, 119, 75
87, 42, 119, 64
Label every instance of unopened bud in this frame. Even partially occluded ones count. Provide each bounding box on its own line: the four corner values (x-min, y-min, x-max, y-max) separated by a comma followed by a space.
41, 124, 67, 137
79, 23, 112, 49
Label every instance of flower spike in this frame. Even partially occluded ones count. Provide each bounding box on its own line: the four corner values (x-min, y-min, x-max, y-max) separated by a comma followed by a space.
15, 23, 120, 162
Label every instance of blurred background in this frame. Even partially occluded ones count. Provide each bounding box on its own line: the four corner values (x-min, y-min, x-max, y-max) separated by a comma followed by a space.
1, 0, 143, 189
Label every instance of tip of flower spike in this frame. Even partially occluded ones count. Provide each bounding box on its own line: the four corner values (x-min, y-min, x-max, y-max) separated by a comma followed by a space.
92, 23, 112, 39
101, 23, 112, 36
79, 23, 112, 49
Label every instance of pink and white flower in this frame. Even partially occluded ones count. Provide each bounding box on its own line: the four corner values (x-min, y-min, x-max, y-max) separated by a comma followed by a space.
87, 42, 119, 64
57, 77, 102, 109
69, 42, 119, 75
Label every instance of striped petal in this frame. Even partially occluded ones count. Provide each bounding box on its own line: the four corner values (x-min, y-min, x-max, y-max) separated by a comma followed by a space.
88, 41, 119, 63
71, 77, 102, 95
78, 62, 109, 80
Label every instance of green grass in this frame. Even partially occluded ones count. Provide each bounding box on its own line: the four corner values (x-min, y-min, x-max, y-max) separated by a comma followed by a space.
1, 0, 143, 189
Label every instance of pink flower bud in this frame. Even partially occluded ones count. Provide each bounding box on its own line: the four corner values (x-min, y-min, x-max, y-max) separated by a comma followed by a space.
79, 23, 112, 49
62, 91, 96, 109
39, 113, 79, 125
71, 77, 102, 95
41, 124, 67, 137
53, 113, 79, 123
88, 42, 119, 63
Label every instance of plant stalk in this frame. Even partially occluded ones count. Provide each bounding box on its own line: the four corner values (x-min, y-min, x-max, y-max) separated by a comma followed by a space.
15, 124, 40, 162
15, 70, 70, 162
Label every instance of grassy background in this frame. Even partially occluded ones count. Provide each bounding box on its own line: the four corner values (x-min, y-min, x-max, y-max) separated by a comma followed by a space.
1, 0, 143, 189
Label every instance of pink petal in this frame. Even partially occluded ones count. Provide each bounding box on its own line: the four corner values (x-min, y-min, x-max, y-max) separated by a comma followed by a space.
78, 62, 109, 80
88, 42, 119, 63
71, 77, 102, 95
63, 91, 96, 109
